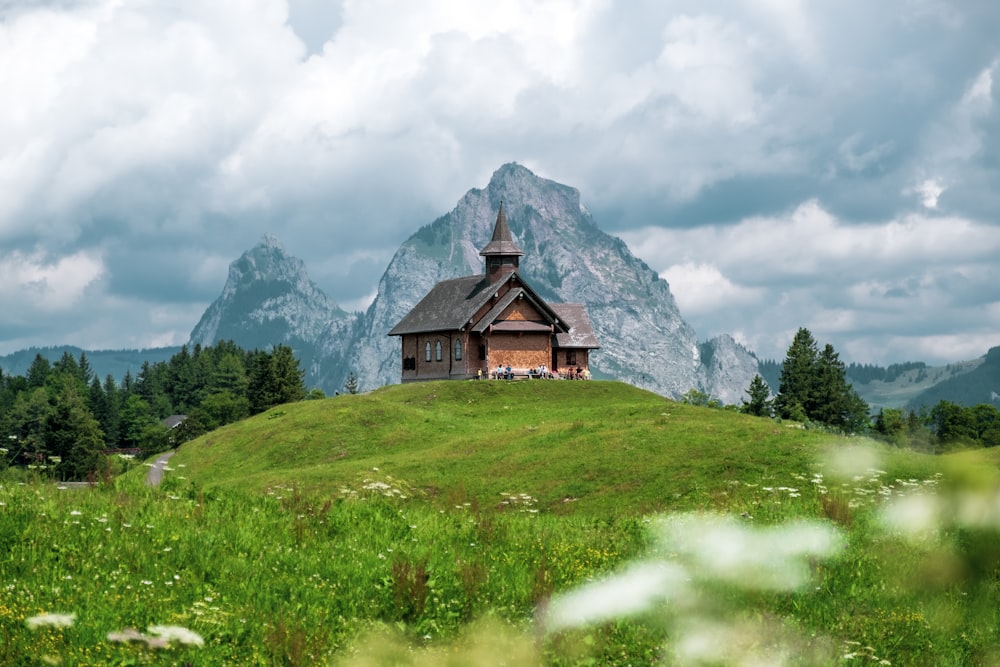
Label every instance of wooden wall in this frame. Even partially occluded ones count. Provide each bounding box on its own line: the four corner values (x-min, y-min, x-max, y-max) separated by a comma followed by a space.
487, 332, 550, 371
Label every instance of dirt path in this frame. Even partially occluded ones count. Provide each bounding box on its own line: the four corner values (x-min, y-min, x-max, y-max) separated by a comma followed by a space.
146, 451, 175, 486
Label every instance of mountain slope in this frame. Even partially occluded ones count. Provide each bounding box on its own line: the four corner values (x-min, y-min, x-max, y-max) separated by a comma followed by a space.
313, 163, 759, 401
906, 346, 1000, 409
189, 234, 348, 374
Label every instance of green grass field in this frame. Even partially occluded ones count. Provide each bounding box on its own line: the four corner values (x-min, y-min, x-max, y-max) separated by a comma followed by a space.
3, 380, 999, 665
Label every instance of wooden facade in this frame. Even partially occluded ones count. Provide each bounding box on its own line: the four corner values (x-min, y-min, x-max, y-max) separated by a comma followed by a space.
389, 204, 599, 382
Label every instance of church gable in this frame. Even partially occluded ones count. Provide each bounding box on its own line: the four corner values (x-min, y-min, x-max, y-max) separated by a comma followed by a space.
501, 299, 542, 322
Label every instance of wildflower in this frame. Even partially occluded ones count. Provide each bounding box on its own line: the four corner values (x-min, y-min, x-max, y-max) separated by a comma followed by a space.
148, 624, 204, 646
26, 612, 76, 629
544, 561, 689, 631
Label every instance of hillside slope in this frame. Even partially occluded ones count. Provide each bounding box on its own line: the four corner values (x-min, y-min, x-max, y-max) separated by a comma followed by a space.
171, 380, 935, 516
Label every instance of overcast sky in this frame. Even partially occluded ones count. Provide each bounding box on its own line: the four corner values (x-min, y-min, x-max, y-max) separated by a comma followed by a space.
2, 0, 998, 366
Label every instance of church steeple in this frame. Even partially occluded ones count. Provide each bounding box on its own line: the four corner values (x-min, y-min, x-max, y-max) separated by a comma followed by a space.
480, 202, 525, 282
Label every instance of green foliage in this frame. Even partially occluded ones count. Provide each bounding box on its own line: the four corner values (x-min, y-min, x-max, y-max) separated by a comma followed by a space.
874, 407, 907, 445
248, 345, 306, 413
44, 384, 103, 480
774, 328, 869, 431
0, 341, 308, 477
344, 371, 360, 395
930, 401, 1000, 451
741, 374, 772, 417
679, 388, 721, 408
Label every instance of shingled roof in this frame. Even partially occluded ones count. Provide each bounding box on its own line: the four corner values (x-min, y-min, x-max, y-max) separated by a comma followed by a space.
387, 275, 491, 336
551, 303, 601, 349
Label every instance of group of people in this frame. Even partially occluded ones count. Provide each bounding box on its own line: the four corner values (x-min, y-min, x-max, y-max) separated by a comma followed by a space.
530, 363, 552, 379
492, 364, 515, 380
474, 363, 589, 380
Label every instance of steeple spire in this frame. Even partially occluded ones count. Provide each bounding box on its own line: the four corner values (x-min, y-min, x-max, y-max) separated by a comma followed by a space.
480, 202, 524, 281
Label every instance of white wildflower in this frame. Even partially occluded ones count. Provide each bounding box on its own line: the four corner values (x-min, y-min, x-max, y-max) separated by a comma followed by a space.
26, 612, 76, 629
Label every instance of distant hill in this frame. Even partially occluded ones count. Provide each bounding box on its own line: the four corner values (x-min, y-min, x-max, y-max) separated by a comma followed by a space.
0, 345, 183, 383
758, 348, 998, 412
906, 346, 1000, 410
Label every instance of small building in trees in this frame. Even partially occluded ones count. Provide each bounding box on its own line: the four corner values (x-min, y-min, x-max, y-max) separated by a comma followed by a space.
388, 204, 599, 381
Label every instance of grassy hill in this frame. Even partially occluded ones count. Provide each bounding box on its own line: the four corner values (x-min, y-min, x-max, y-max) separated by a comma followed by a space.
6, 380, 1000, 666
172, 380, 933, 517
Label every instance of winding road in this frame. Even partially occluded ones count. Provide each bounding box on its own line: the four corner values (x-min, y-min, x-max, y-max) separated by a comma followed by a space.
145, 450, 175, 486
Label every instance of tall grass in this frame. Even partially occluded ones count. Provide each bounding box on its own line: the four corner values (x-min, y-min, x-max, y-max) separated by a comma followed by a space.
3, 381, 1000, 665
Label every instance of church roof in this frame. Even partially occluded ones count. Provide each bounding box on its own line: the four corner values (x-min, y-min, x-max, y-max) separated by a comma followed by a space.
551, 303, 601, 349
479, 203, 525, 257
387, 275, 492, 336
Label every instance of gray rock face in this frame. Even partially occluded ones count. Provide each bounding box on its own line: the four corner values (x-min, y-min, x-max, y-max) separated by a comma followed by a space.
312, 163, 760, 400
189, 234, 347, 372
700, 335, 762, 406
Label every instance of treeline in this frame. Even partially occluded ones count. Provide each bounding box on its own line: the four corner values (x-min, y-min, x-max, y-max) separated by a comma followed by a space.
759, 358, 929, 389
0, 342, 312, 481
742, 328, 1000, 451
845, 361, 927, 385
872, 402, 1000, 452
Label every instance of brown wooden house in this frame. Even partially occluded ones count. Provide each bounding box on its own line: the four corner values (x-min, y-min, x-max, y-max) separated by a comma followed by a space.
388, 204, 600, 381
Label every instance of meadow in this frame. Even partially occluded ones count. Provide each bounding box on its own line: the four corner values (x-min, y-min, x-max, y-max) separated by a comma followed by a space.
3, 380, 1000, 665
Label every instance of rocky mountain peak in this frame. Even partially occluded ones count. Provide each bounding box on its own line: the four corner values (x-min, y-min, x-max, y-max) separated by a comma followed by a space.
310, 164, 760, 399
189, 236, 346, 360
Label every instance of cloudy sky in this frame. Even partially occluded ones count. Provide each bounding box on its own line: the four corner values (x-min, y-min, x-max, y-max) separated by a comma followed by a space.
1, 0, 998, 366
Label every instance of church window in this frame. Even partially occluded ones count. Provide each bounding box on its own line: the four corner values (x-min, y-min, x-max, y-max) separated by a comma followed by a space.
454, 339, 462, 361
435, 341, 442, 362
566, 350, 578, 365
425, 342, 431, 362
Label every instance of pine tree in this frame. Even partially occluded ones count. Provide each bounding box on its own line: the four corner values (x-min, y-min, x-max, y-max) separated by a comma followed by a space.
774, 328, 818, 422
45, 384, 104, 480
741, 374, 772, 417
26, 354, 52, 389
344, 372, 360, 395
101, 374, 121, 448
247, 346, 305, 413
271, 345, 306, 405
774, 328, 869, 430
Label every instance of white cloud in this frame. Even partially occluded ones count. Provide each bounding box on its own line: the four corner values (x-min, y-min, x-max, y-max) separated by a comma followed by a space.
0, 0, 997, 367
905, 178, 945, 208
0, 250, 105, 312
661, 262, 764, 316
620, 201, 1000, 363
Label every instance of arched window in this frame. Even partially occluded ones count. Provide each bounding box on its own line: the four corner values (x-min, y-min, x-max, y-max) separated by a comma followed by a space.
425, 342, 431, 362
435, 341, 443, 362
454, 339, 463, 361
